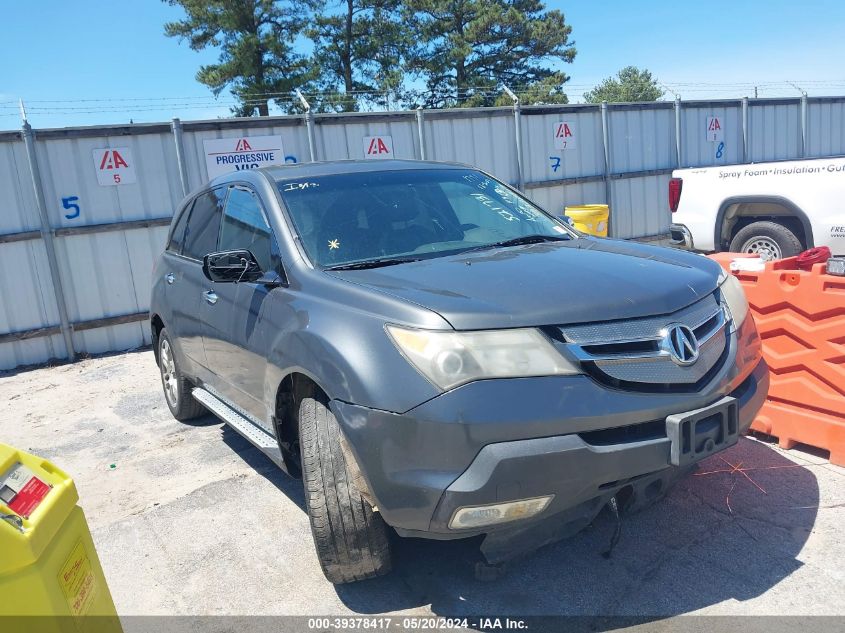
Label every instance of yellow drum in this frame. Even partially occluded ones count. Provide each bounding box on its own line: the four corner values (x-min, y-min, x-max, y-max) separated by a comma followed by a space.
565, 204, 610, 237
0, 443, 120, 632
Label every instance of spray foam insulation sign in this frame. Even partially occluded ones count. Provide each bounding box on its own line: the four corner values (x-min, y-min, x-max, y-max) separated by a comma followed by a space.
706, 116, 724, 142
0, 462, 51, 518
553, 122, 576, 150
363, 135, 394, 159
92, 147, 137, 186
203, 135, 286, 179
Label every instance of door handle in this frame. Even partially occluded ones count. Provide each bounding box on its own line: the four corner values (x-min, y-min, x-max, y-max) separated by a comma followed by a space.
164, 272, 175, 285
203, 290, 218, 305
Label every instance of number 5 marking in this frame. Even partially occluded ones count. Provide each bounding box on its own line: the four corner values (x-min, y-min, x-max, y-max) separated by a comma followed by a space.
62, 196, 80, 220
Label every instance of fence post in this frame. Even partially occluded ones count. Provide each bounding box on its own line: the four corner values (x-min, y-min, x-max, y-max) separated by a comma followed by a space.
296, 89, 317, 162
503, 86, 524, 191
741, 97, 749, 163
20, 118, 76, 361
600, 101, 613, 236
800, 94, 808, 158
304, 110, 317, 162
416, 107, 426, 160
674, 97, 682, 167
170, 117, 190, 197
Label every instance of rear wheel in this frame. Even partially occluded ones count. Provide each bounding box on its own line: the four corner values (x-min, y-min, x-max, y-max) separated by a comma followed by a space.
729, 220, 803, 261
158, 329, 205, 421
299, 393, 392, 584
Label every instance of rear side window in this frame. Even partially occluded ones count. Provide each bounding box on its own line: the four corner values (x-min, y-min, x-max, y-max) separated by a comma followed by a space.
219, 187, 280, 273
183, 188, 226, 260
166, 202, 192, 254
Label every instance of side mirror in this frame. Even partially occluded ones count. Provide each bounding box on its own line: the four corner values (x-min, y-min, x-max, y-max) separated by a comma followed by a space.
202, 250, 263, 283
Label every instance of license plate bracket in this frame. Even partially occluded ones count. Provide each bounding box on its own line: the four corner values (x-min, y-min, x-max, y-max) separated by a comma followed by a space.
666, 396, 739, 467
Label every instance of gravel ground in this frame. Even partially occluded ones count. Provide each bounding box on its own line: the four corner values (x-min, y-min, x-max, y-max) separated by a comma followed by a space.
1, 349, 843, 621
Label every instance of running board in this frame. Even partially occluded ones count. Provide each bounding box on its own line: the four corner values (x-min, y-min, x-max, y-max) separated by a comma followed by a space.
192, 387, 285, 468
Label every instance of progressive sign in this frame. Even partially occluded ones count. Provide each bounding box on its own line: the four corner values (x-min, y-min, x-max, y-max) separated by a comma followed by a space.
203, 135, 286, 179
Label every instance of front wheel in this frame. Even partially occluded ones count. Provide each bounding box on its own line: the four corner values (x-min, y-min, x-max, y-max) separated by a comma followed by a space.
729, 221, 803, 261
299, 393, 392, 584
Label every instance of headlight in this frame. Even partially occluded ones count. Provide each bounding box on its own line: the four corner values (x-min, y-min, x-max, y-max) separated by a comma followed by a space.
718, 271, 749, 329
385, 326, 580, 390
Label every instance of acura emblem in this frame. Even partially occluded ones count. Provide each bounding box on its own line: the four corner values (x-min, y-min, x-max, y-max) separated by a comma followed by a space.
662, 324, 700, 366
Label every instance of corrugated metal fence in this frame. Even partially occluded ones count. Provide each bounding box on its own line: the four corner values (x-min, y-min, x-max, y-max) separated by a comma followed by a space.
2, 96, 844, 370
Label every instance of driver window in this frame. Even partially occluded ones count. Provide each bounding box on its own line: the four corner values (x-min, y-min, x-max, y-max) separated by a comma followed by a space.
219, 187, 280, 273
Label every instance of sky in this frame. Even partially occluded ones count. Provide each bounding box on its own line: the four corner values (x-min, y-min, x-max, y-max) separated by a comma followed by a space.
2, 0, 845, 130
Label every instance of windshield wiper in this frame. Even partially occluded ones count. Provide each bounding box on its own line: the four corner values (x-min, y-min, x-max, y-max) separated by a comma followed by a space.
463, 234, 569, 253
325, 257, 424, 271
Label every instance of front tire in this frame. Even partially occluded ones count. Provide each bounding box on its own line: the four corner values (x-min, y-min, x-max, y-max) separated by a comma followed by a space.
299, 393, 392, 584
729, 220, 803, 261
157, 329, 205, 421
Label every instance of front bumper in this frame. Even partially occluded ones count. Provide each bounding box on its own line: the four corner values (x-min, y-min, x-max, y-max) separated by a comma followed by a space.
331, 317, 767, 552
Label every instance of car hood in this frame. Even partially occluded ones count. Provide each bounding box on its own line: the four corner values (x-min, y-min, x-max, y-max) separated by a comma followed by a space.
327, 238, 724, 330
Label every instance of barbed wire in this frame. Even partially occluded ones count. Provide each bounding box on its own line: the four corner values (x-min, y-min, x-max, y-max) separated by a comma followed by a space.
2, 79, 843, 120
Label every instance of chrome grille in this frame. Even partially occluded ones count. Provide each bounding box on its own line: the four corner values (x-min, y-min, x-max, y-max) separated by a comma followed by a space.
562, 295, 721, 345
560, 294, 729, 387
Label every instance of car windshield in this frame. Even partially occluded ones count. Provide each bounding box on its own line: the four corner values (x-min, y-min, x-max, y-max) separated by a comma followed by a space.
276, 168, 575, 268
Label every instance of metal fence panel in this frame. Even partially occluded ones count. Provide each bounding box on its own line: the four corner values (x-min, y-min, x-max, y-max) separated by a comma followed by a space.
0, 334, 66, 371
681, 103, 743, 167
180, 121, 311, 192
316, 115, 419, 161
0, 139, 39, 234
608, 105, 676, 173
521, 109, 604, 185
53, 226, 166, 323
424, 111, 518, 184
0, 239, 66, 369
806, 99, 845, 158
527, 181, 607, 217
610, 174, 671, 239
748, 101, 801, 162
36, 132, 182, 228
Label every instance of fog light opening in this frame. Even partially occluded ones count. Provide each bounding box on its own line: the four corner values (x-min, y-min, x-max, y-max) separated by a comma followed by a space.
644, 479, 663, 501
448, 495, 554, 530
615, 484, 635, 513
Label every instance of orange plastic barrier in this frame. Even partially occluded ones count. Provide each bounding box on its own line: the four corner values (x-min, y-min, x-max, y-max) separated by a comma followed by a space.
709, 253, 845, 466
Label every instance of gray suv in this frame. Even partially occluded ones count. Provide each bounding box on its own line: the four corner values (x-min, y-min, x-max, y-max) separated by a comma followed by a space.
150, 160, 768, 583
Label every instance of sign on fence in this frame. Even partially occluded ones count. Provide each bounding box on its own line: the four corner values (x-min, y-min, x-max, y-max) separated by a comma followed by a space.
203, 135, 286, 178
92, 148, 136, 186
553, 122, 576, 150
363, 135, 394, 159
706, 116, 724, 142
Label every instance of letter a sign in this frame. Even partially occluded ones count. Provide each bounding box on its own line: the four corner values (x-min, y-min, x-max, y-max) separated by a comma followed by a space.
92, 147, 137, 186
363, 135, 394, 159
706, 116, 724, 142
553, 122, 576, 150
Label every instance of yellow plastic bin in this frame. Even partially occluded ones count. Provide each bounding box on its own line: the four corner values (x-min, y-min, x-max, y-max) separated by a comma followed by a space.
0, 443, 120, 633
565, 204, 609, 237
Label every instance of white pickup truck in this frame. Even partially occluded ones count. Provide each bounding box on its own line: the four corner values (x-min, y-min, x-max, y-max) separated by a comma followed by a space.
669, 156, 845, 259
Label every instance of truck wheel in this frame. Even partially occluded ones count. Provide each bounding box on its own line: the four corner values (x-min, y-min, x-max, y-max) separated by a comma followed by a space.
729, 221, 803, 261
157, 329, 206, 421
299, 393, 392, 584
